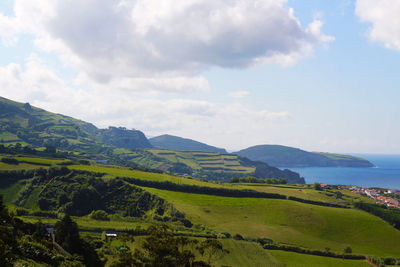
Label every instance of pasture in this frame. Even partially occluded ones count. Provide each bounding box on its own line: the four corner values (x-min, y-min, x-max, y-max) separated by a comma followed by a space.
143, 187, 400, 257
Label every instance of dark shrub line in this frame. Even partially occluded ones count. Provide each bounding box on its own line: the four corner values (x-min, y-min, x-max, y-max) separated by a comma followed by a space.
121, 177, 287, 199
287, 196, 349, 209
263, 244, 365, 260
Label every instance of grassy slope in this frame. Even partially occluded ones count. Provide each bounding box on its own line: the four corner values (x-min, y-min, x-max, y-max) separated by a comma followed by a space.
143, 188, 400, 257
20, 216, 153, 231
268, 250, 370, 267
3, 161, 399, 260
70, 164, 373, 204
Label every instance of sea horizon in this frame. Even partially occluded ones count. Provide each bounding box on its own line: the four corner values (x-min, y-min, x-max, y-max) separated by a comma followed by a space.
287, 154, 400, 189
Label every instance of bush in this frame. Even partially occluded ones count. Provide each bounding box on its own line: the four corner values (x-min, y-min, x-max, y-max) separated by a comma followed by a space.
384, 257, 397, 265
1, 157, 19, 165
344, 246, 352, 254
257, 238, 274, 245
233, 234, 244, 240
15, 208, 30, 216
313, 183, 322, 191
78, 159, 90, 165
89, 210, 109, 221
263, 244, 365, 260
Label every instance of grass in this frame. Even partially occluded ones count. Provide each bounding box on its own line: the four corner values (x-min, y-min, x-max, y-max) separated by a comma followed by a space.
234, 184, 373, 204
0, 131, 20, 142
23, 188, 41, 210
69, 164, 224, 188
268, 250, 370, 267
143, 187, 400, 257
0, 162, 42, 170
140, 149, 256, 173
0, 182, 24, 203
19, 216, 153, 231
218, 239, 282, 267
16, 156, 65, 165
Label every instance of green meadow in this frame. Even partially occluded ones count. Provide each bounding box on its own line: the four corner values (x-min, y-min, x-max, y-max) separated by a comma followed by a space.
143, 187, 400, 257
268, 250, 370, 267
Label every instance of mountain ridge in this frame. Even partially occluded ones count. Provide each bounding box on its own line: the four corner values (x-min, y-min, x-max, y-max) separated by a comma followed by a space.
150, 134, 227, 153
236, 144, 374, 168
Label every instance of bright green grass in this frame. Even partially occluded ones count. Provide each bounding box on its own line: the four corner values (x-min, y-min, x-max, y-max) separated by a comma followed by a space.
234, 184, 370, 204
218, 239, 283, 267
16, 156, 65, 165
0, 162, 41, 170
0, 131, 20, 142
23, 188, 41, 210
268, 250, 370, 267
143, 188, 400, 257
20, 216, 152, 231
0, 182, 23, 202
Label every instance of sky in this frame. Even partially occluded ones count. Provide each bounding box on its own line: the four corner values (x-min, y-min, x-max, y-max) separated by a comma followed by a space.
0, 0, 399, 154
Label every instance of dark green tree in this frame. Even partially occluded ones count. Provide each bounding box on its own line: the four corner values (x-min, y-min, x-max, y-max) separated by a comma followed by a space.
313, 182, 322, 191
55, 215, 103, 267
55, 214, 82, 255
344, 246, 352, 254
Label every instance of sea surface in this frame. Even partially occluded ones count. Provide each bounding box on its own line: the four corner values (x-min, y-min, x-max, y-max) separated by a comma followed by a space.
287, 154, 400, 189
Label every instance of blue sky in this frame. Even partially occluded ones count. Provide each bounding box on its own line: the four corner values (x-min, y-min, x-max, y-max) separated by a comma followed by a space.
0, 0, 399, 154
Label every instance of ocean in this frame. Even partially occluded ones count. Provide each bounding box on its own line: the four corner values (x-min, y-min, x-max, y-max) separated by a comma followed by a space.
287, 154, 400, 189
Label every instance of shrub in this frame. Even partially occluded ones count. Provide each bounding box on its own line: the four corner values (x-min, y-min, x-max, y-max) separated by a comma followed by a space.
1, 157, 19, 165
384, 257, 396, 265
15, 208, 30, 216
89, 210, 109, 221
233, 234, 243, 240
78, 159, 90, 165
344, 246, 352, 254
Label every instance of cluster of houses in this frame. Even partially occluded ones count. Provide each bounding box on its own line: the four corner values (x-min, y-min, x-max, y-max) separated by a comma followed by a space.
349, 186, 400, 208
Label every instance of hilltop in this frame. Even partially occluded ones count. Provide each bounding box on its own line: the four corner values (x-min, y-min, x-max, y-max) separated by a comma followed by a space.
236, 145, 374, 168
0, 96, 151, 151
150, 134, 227, 153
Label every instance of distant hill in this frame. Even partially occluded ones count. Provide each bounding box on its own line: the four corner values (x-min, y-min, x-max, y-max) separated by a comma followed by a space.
236, 145, 374, 167
0, 96, 152, 151
150, 134, 227, 153
118, 148, 305, 184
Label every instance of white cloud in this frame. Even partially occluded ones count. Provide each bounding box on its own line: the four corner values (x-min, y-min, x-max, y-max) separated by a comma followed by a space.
0, 13, 20, 46
0, 57, 290, 150
2, 0, 333, 91
356, 0, 400, 51
229, 90, 250, 98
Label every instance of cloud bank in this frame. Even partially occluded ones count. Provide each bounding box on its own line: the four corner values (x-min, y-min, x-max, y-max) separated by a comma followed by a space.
2, 0, 333, 88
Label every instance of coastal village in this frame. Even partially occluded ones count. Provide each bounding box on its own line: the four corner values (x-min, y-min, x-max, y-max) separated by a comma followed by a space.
348, 186, 400, 209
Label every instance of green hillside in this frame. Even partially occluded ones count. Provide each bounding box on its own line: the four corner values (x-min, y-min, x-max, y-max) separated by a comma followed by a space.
150, 134, 227, 153
0, 96, 151, 152
112, 148, 305, 184
236, 144, 374, 167
1, 155, 400, 266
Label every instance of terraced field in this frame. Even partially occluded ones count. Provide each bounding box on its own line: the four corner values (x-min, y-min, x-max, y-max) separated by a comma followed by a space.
129, 148, 256, 173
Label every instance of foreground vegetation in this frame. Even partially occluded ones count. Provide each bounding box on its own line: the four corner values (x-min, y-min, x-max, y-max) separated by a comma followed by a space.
0, 151, 400, 265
